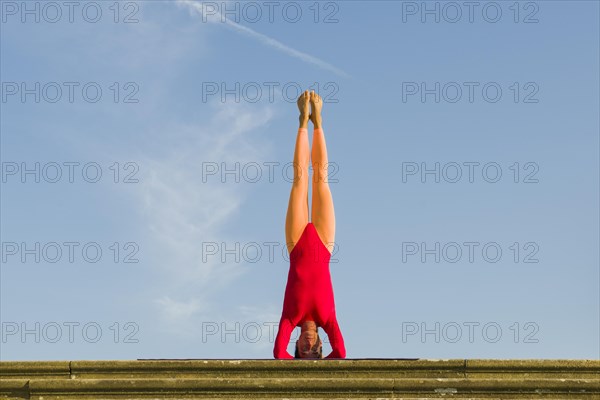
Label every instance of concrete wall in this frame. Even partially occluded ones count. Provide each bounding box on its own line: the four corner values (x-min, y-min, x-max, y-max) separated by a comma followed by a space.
1, 359, 598, 399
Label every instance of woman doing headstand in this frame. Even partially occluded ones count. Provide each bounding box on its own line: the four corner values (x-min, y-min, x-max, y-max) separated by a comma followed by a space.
273, 90, 346, 359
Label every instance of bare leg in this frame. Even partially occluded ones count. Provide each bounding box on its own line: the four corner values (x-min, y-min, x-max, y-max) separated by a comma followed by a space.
285, 91, 311, 255
309, 91, 335, 254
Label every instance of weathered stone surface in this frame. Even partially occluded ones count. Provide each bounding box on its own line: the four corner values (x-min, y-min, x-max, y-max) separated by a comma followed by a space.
0, 359, 598, 399
0, 361, 70, 379
71, 359, 465, 379
466, 359, 600, 379
0, 380, 28, 400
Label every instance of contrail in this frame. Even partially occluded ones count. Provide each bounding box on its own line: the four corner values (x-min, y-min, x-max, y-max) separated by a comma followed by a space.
176, 0, 351, 79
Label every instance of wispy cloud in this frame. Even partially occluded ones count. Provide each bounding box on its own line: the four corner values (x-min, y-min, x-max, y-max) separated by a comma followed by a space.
176, 0, 351, 78
134, 100, 275, 333
57, 1, 289, 348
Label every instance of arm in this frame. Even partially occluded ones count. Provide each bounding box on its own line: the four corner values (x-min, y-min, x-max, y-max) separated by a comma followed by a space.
273, 317, 294, 359
322, 314, 346, 359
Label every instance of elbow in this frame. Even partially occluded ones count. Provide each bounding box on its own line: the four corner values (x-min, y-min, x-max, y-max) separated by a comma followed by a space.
273, 348, 293, 359
273, 348, 281, 359
334, 345, 346, 359
326, 344, 346, 359
336, 343, 347, 358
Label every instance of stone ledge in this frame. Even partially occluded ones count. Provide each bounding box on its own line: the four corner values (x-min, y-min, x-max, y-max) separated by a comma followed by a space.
1, 359, 598, 399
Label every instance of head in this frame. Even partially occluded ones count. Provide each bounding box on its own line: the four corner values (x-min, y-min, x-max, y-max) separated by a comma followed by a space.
294, 324, 323, 359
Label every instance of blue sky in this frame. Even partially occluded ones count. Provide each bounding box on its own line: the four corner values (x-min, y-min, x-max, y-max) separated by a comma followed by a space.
1, 0, 598, 360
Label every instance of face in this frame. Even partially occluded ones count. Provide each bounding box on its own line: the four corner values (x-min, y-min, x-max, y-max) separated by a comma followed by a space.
296, 331, 321, 358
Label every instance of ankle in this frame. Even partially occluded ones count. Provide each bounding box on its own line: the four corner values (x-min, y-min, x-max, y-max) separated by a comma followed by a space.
311, 115, 322, 129
299, 115, 309, 130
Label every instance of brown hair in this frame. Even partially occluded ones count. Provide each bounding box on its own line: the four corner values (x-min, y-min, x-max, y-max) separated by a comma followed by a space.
294, 333, 323, 358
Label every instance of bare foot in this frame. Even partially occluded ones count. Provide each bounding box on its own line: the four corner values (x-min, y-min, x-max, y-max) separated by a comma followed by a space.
297, 90, 310, 121
309, 90, 322, 129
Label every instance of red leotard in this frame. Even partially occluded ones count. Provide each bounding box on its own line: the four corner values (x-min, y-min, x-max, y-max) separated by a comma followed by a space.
273, 222, 346, 359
